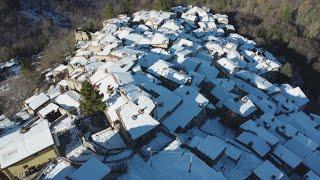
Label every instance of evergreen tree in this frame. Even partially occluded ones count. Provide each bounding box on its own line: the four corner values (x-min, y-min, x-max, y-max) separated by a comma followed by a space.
80, 81, 106, 116
104, 2, 115, 20
155, 0, 174, 11
281, 62, 293, 78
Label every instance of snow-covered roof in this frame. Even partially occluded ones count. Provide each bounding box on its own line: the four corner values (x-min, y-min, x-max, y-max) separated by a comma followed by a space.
162, 86, 209, 131
281, 85, 309, 108
115, 27, 134, 39
106, 94, 128, 123
136, 95, 156, 115
69, 56, 88, 67
91, 128, 126, 149
255, 113, 297, 139
118, 101, 159, 140
38, 103, 60, 118
113, 72, 135, 86
53, 64, 68, 73
147, 60, 192, 85
0, 120, 54, 169
51, 115, 75, 134
225, 143, 242, 161
196, 62, 219, 81
253, 160, 284, 180
247, 94, 276, 115
54, 90, 81, 110
84, 61, 105, 73
241, 49, 281, 73
57, 79, 68, 87
47, 85, 62, 99
146, 140, 226, 180
216, 57, 240, 74
272, 144, 302, 169
89, 70, 109, 85
235, 70, 280, 95
240, 120, 279, 146
177, 57, 201, 72
188, 71, 205, 87
224, 96, 257, 117
25, 93, 50, 111
69, 157, 111, 180
117, 56, 136, 71
211, 78, 234, 91
205, 42, 223, 54
150, 33, 170, 47
278, 112, 320, 144
161, 20, 182, 31
42, 158, 75, 179
210, 85, 237, 102
304, 171, 320, 180
236, 131, 270, 157
232, 77, 269, 99
111, 47, 143, 58
190, 135, 226, 161
271, 93, 297, 114
0, 115, 15, 132
284, 132, 318, 153
141, 82, 182, 121
124, 33, 144, 45
95, 76, 119, 101
119, 84, 149, 101
283, 133, 320, 175
12, 110, 31, 122
69, 68, 85, 80
100, 34, 119, 44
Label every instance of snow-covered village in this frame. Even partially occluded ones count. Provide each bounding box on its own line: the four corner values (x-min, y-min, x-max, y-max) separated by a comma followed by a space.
0, 5, 319, 180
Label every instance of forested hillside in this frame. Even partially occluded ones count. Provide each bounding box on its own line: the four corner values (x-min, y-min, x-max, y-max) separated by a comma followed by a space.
0, 0, 319, 115
0, 0, 106, 114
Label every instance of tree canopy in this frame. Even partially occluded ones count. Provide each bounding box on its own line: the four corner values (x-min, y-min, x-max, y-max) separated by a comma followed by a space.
122, 0, 133, 15
104, 2, 115, 20
281, 62, 293, 78
155, 0, 174, 11
80, 81, 106, 116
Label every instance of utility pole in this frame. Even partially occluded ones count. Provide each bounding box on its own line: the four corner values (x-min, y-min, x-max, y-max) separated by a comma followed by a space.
154, 101, 157, 119
148, 147, 152, 166
188, 154, 192, 173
